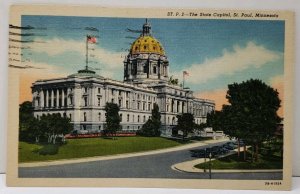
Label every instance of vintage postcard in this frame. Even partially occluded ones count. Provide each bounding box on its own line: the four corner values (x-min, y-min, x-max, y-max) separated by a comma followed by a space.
7, 5, 294, 190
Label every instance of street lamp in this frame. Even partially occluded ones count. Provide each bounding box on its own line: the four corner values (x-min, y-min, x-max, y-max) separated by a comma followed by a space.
209, 152, 212, 179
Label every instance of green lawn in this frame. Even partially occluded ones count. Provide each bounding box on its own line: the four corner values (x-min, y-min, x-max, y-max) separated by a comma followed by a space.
194, 151, 283, 170
19, 137, 182, 163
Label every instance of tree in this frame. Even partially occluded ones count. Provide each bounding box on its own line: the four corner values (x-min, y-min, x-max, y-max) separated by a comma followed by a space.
19, 101, 34, 141
27, 117, 43, 143
176, 113, 194, 140
104, 102, 121, 138
222, 79, 281, 161
39, 113, 72, 144
137, 103, 161, 137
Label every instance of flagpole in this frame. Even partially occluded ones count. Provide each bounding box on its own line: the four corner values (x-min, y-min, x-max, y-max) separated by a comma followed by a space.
86, 35, 88, 70
182, 71, 185, 89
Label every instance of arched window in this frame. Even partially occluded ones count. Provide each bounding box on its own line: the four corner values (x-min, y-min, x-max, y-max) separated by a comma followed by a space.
138, 115, 140, 122
120, 114, 123, 122
98, 112, 101, 121
143, 115, 146, 122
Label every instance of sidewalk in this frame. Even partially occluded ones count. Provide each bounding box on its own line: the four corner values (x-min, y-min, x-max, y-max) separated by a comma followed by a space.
19, 138, 229, 168
171, 147, 283, 173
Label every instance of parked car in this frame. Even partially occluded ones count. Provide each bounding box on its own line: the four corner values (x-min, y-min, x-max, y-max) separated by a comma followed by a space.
218, 147, 230, 155
223, 143, 234, 150
190, 149, 206, 158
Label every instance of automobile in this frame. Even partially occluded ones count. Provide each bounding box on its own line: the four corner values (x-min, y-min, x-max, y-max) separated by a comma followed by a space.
211, 146, 221, 156
190, 149, 206, 158
218, 147, 230, 155
233, 139, 246, 146
226, 142, 238, 149
223, 143, 234, 150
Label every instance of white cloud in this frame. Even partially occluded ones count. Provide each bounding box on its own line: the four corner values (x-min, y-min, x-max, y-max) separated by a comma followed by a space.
21, 61, 68, 77
171, 41, 282, 84
30, 38, 126, 73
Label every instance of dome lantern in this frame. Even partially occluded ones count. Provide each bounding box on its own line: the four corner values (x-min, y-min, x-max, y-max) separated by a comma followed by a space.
142, 18, 151, 36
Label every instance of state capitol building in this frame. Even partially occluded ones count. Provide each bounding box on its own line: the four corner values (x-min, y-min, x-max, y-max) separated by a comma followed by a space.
31, 20, 215, 136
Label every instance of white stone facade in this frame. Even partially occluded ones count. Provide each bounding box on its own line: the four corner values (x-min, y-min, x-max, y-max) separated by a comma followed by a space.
32, 74, 214, 135
31, 20, 215, 136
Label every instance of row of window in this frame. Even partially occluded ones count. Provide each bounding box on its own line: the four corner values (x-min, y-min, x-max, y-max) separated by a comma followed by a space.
81, 112, 151, 123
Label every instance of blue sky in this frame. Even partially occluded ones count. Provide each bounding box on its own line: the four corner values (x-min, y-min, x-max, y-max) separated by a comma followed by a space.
20, 15, 284, 95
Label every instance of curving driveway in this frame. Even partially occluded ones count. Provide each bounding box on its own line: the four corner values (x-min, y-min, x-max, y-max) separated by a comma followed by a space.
19, 141, 282, 180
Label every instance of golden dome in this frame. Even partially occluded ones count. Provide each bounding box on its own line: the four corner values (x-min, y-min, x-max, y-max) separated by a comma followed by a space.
130, 35, 165, 55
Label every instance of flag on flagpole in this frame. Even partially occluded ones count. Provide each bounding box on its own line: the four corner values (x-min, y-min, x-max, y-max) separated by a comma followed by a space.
183, 71, 189, 76
87, 35, 97, 43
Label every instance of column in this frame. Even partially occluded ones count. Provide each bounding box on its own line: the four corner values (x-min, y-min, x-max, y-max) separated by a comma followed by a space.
91, 86, 95, 107
61, 88, 65, 107
67, 88, 70, 106
56, 89, 59, 107
178, 101, 182, 113
166, 66, 168, 76
46, 90, 49, 108
40, 90, 44, 108
51, 90, 54, 108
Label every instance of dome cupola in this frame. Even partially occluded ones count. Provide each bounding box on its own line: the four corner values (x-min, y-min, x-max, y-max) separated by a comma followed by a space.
124, 19, 169, 84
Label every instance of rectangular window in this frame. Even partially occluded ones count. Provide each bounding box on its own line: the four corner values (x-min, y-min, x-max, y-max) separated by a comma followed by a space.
84, 97, 88, 106
98, 88, 101, 93
84, 112, 87, 121
98, 97, 101, 106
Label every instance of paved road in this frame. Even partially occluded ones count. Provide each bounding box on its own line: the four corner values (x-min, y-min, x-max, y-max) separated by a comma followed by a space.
19, 142, 282, 180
